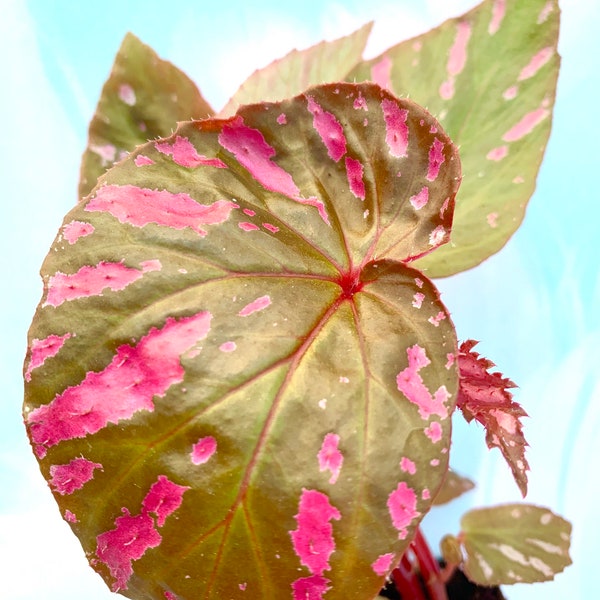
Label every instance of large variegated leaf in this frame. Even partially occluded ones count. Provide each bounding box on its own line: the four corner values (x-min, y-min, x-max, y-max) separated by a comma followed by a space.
79, 33, 214, 199
219, 23, 372, 117
24, 83, 461, 599
460, 504, 572, 586
348, 0, 560, 276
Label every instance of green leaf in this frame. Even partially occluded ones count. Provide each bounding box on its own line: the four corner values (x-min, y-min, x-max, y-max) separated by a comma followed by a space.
78, 32, 214, 199
348, 0, 560, 276
461, 504, 572, 586
219, 23, 372, 117
432, 469, 475, 506
24, 83, 461, 599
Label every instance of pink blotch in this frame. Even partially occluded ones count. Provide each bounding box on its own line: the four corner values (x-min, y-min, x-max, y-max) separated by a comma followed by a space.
445, 353, 456, 369
487, 212, 499, 228
372, 553, 395, 576
86, 184, 238, 236
164, 592, 178, 600
25, 333, 71, 381
238, 295, 271, 317
219, 341, 237, 352
491, 409, 518, 434
118, 83, 136, 106
306, 96, 347, 162
96, 476, 188, 592
426, 138, 445, 181
277, 113, 287, 125
64, 510, 78, 523
243, 208, 256, 216
387, 482, 419, 539
538, 1, 554, 24
503, 86, 518, 100
191, 436, 217, 465
317, 433, 343, 485
428, 311, 447, 327
353, 93, 368, 111
263, 223, 280, 233
63, 220, 95, 244
291, 575, 331, 600
290, 489, 341, 576
413, 41, 422, 52
488, 0, 506, 35
49, 457, 103, 495
415, 278, 424, 288
430, 458, 440, 467
412, 292, 425, 309
429, 225, 447, 247
381, 99, 409, 158
396, 345, 449, 420
90, 143, 116, 164
400, 457, 417, 475
155, 136, 228, 169
424, 421, 443, 443
422, 489, 431, 500
409, 186, 429, 210
513, 175, 525, 184
27, 312, 212, 456
239, 222, 260, 232
518, 47, 554, 81
134, 154, 155, 166
238, 583, 247, 591
440, 197, 451, 219
44, 260, 161, 308
486, 145, 509, 161
345, 156, 366, 200
371, 55, 392, 90
218, 116, 329, 225
502, 105, 550, 142
439, 79, 455, 100
447, 21, 471, 76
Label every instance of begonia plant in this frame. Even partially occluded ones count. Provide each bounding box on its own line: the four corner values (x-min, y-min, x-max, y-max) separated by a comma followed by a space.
23, 1, 572, 599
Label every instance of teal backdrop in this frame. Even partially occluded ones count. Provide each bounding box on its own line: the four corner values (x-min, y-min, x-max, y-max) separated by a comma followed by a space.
1, 0, 597, 598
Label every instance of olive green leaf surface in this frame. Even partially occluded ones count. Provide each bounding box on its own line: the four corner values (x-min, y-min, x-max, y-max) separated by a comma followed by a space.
79, 33, 214, 199
219, 23, 372, 117
460, 504, 572, 585
24, 83, 461, 599
348, 0, 560, 276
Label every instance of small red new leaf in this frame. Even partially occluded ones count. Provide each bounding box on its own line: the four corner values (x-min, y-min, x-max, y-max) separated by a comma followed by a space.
456, 340, 529, 497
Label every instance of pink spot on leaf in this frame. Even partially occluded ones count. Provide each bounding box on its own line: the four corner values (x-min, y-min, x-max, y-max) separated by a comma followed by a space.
86, 184, 238, 236
412, 292, 425, 309
396, 345, 449, 420
422, 489, 431, 500
290, 489, 341, 576
424, 421, 443, 443
239, 222, 260, 232
134, 155, 155, 166
387, 482, 419, 540
164, 592, 177, 600
400, 457, 416, 475
409, 186, 429, 210
277, 113, 287, 125
142, 475, 189, 527
503, 86, 518, 100
90, 143, 116, 165
191, 436, 217, 465
371, 55, 392, 90
429, 225, 447, 247
487, 145, 509, 161
118, 84, 136, 106
381, 99, 409, 158
291, 575, 331, 600
353, 93, 368, 111
487, 212, 499, 228
345, 157, 365, 200
219, 341, 237, 352
372, 553, 395, 576
307, 96, 347, 162
518, 47, 554, 81
243, 208, 256, 216
439, 80, 455, 100
25, 333, 71, 381
49, 457, 103, 495
426, 138, 445, 181
263, 223, 280, 233
64, 510, 78, 523
238, 295, 271, 316
63, 220, 95, 244
502, 105, 550, 142
317, 433, 343, 484
440, 21, 471, 99
27, 312, 212, 456
155, 136, 227, 168
219, 116, 329, 225
538, 1, 554, 24
488, 0, 506, 35
428, 311, 447, 327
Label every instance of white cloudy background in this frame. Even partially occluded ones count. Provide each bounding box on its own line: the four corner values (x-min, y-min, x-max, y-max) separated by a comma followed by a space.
1, 0, 597, 598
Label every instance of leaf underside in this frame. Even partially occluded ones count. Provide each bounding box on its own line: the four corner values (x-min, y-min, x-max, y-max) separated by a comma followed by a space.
25, 83, 461, 599
78, 32, 214, 199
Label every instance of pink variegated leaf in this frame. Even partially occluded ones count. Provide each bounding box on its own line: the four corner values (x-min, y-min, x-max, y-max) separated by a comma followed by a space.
24, 83, 461, 599
457, 340, 529, 496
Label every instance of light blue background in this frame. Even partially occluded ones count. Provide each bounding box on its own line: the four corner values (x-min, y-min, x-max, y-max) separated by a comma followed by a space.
1, 0, 597, 598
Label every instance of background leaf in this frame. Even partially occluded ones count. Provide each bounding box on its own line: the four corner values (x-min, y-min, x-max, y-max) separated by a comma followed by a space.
432, 469, 475, 506
78, 32, 214, 199
219, 23, 372, 117
461, 504, 572, 586
24, 83, 461, 599
348, 0, 560, 276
